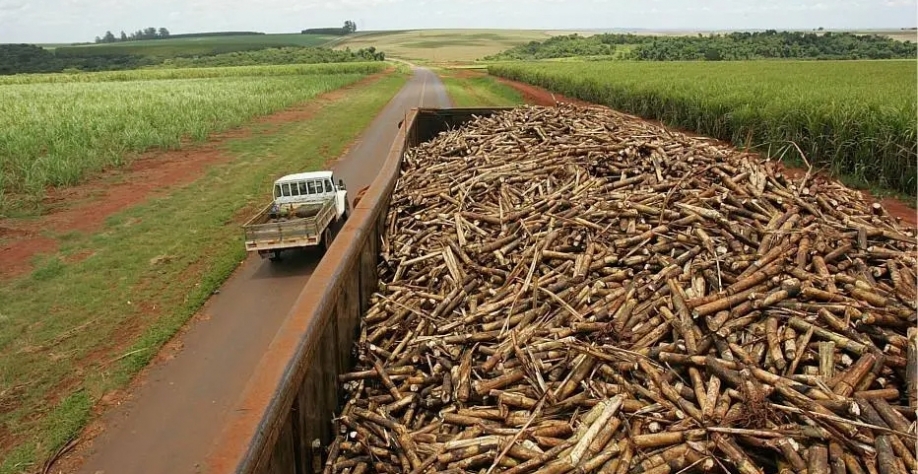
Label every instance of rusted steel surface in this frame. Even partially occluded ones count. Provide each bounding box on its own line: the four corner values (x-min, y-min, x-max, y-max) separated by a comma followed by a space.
353, 186, 370, 207
205, 108, 509, 474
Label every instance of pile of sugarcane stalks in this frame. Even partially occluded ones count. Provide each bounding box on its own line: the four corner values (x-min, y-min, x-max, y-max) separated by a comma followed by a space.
325, 104, 918, 474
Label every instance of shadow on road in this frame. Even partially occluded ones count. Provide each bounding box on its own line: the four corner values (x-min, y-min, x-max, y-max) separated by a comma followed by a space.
251, 249, 321, 279
249, 217, 351, 280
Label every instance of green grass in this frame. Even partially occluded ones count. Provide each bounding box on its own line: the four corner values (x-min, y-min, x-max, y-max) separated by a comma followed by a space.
54, 33, 336, 58
0, 63, 387, 214
154, 46, 385, 69
489, 59, 918, 196
0, 71, 409, 474
439, 71, 524, 107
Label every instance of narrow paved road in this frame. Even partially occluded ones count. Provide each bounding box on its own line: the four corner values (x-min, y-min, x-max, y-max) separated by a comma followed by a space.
70, 66, 451, 474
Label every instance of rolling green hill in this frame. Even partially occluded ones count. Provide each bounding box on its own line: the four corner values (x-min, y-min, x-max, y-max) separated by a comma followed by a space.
331, 29, 570, 62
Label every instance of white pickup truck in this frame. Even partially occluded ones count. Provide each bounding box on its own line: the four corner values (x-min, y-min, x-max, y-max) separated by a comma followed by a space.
242, 171, 350, 261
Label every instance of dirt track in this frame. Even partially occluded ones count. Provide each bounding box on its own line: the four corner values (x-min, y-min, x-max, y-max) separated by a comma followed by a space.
63, 66, 452, 474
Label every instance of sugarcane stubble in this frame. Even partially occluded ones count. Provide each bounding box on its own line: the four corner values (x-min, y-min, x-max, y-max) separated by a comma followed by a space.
326, 104, 918, 474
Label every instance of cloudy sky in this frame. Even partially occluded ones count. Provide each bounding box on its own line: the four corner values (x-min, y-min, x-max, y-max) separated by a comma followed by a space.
0, 0, 915, 43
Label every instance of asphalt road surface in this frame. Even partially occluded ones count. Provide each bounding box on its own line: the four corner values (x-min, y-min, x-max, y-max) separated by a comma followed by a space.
71, 66, 451, 474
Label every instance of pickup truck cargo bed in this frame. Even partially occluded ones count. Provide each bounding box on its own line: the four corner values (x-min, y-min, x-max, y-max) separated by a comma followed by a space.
242, 199, 336, 254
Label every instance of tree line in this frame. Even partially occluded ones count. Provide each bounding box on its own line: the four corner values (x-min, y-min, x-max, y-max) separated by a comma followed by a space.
95, 27, 171, 43
0, 43, 384, 75
302, 20, 357, 36
0, 44, 152, 74
487, 30, 918, 61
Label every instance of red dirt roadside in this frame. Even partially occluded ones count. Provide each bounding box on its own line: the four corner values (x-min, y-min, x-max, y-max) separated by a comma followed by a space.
493, 75, 918, 230
0, 71, 391, 281
493, 76, 594, 108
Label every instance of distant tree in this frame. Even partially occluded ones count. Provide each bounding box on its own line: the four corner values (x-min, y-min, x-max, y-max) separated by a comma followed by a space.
0, 44, 63, 74
301, 22, 357, 35
704, 47, 722, 61
94, 26, 173, 42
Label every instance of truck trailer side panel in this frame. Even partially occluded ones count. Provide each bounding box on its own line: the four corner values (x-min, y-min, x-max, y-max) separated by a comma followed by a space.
206, 107, 512, 474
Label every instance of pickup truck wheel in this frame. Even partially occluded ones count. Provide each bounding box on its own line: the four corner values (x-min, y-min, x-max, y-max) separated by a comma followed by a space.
322, 228, 332, 252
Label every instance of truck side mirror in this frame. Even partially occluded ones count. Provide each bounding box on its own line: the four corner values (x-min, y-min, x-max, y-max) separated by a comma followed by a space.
338, 179, 346, 190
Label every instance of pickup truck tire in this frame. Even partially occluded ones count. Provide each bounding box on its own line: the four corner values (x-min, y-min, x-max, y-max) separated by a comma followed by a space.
321, 227, 332, 252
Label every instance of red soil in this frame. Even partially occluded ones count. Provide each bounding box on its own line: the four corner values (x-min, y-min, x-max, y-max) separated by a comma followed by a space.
0, 71, 390, 281
495, 75, 918, 230
493, 76, 595, 108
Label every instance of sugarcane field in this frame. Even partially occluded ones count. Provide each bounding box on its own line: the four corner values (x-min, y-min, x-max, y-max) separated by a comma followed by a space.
326, 104, 918, 474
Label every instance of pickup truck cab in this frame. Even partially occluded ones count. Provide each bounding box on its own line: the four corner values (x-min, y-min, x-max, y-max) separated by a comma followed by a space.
243, 171, 350, 261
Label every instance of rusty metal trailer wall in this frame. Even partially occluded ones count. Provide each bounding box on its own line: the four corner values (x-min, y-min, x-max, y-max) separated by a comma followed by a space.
206, 107, 511, 474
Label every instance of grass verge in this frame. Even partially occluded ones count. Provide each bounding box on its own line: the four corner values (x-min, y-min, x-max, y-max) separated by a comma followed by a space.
438, 70, 524, 107
0, 71, 409, 474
